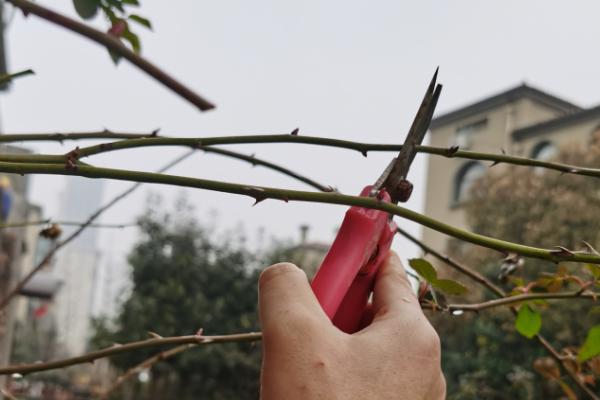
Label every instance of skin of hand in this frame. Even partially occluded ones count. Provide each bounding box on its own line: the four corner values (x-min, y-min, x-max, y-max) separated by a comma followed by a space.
258, 251, 446, 400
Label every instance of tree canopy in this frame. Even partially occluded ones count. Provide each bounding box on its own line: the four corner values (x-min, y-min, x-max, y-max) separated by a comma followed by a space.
436, 141, 600, 399
93, 197, 262, 399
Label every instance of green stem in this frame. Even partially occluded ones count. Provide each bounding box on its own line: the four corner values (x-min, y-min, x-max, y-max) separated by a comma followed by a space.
0, 160, 598, 264
2, 134, 599, 180
0, 130, 155, 143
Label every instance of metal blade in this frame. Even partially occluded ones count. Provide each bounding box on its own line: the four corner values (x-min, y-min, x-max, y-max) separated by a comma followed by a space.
374, 69, 442, 201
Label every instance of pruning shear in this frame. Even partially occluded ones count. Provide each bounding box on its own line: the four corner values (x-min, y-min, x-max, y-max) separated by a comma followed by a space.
311, 70, 442, 333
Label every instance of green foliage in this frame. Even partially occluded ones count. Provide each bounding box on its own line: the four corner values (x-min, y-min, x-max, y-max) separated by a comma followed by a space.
128, 14, 152, 30
439, 142, 600, 398
579, 325, 600, 362
515, 305, 542, 339
409, 258, 437, 282
93, 197, 262, 399
409, 258, 468, 296
433, 279, 468, 296
73, 0, 100, 19
72, 0, 151, 63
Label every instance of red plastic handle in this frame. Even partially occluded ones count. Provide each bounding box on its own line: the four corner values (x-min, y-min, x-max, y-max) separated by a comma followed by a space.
311, 186, 396, 333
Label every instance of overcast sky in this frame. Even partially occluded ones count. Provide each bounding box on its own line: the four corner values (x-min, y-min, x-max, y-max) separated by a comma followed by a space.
2, 0, 600, 267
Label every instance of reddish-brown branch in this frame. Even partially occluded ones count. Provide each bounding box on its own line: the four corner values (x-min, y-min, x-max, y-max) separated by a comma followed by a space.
99, 344, 192, 399
0, 150, 195, 311
7, 0, 215, 111
0, 332, 261, 375
421, 291, 598, 312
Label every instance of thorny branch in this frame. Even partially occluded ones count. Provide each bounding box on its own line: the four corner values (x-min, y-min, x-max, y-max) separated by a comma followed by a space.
0, 220, 135, 229
0, 146, 331, 310
0, 130, 155, 143
0, 150, 196, 311
99, 344, 192, 399
0, 332, 261, 375
422, 291, 599, 313
0, 161, 595, 264
6, 0, 215, 111
0, 133, 598, 181
397, 229, 600, 400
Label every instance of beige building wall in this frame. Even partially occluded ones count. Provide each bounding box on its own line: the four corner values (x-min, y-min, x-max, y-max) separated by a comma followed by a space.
516, 116, 600, 156
422, 89, 579, 253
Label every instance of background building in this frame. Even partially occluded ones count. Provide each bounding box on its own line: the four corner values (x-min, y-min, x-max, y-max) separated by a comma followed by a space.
53, 177, 104, 356
423, 84, 599, 253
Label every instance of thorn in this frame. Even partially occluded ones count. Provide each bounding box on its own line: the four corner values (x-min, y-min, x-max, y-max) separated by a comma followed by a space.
582, 241, 600, 256
323, 186, 337, 193
290, 128, 299, 136
550, 246, 575, 257
500, 148, 506, 155
569, 168, 579, 174
361, 150, 368, 157
250, 153, 257, 166
147, 331, 163, 339
151, 128, 161, 137
245, 186, 268, 206
195, 328, 204, 336
102, 128, 110, 134
490, 160, 500, 168
446, 146, 459, 157
252, 197, 267, 206
99, 143, 113, 151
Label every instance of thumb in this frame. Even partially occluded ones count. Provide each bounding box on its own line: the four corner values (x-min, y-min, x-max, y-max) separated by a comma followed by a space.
259, 263, 328, 334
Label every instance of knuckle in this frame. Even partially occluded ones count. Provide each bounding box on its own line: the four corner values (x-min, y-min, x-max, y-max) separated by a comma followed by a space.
417, 323, 442, 358
259, 262, 304, 289
383, 266, 413, 291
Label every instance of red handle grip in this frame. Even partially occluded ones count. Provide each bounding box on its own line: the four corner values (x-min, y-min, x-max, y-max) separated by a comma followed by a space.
311, 186, 396, 333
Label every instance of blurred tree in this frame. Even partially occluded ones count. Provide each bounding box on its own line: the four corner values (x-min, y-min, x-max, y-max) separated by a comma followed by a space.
436, 140, 600, 399
93, 195, 262, 400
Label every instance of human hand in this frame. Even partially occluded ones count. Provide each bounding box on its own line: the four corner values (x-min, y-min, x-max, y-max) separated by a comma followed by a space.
259, 251, 445, 399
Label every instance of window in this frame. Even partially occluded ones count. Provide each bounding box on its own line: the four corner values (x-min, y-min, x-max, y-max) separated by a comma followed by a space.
453, 162, 486, 204
450, 119, 488, 149
530, 141, 557, 161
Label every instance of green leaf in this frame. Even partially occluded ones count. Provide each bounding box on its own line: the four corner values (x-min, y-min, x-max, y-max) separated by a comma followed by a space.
432, 279, 468, 296
586, 263, 600, 280
122, 0, 140, 5
104, 0, 125, 13
108, 48, 122, 65
122, 30, 141, 53
73, 0, 100, 19
515, 305, 542, 338
578, 325, 600, 362
129, 14, 152, 30
409, 258, 437, 283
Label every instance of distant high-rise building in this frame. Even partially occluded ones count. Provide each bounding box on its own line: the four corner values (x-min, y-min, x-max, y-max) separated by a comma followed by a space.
53, 177, 104, 356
